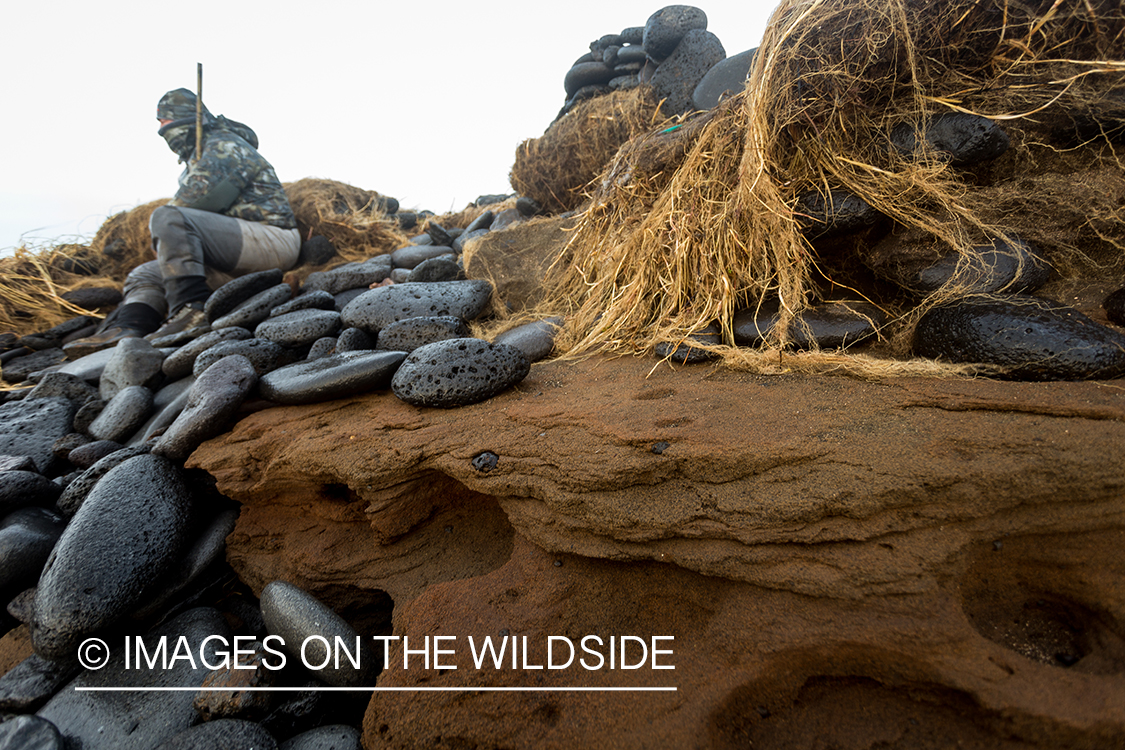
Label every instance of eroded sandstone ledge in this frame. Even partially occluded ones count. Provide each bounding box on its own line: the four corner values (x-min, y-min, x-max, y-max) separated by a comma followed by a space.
189, 356, 1125, 748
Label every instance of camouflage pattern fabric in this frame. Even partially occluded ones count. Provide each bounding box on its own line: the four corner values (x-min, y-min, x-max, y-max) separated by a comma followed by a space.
168, 120, 297, 229
156, 88, 295, 230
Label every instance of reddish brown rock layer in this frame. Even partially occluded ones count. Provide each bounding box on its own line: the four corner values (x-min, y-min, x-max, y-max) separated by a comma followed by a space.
189, 357, 1125, 748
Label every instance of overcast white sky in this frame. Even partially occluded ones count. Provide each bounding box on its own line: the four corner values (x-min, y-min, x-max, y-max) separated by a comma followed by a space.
1, 1, 774, 253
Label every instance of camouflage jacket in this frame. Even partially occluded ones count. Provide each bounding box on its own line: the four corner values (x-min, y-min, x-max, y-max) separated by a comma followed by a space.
169, 118, 297, 229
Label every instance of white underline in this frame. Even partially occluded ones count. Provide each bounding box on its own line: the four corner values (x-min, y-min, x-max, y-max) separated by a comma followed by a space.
75, 686, 678, 692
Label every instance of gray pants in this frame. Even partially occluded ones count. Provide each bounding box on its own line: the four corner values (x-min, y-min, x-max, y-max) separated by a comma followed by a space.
123, 205, 300, 317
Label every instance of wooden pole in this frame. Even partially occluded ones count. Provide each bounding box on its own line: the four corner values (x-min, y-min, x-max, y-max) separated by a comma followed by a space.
194, 63, 203, 163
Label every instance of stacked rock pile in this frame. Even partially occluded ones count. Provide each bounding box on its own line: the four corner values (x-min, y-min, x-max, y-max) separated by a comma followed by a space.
0, 202, 559, 748
558, 4, 727, 119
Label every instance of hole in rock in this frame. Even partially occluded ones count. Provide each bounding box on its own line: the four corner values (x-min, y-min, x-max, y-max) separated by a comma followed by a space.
959, 534, 1125, 674
712, 676, 1039, 750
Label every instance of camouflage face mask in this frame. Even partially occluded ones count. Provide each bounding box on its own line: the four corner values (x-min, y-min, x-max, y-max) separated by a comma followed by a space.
159, 121, 196, 163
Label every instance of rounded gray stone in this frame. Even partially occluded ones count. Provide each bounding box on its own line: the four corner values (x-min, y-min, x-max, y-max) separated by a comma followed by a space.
306, 337, 338, 361
211, 283, 294, 331
255, 310, 342, 349
564, 61, 616, 97
162, 326, 253, 380
693, 47, 756, 109
0, 398, 75, 474
55, 445, 151, 517
0, 470, 61, 515
88, 385, 154, 443
99, 337, 165, 401
391, 338, 531, 408
37, 607, 232, 750
259, 350, 407, 405
0, 506, 65, 591
302, 255, 392, 295
376, 316, 471, 353
31, 453, 193, 660
493, 317, 563, 363
913, 294, 1125, 380
127, 376, 197, 447
205, 269, 285, 323
891, 112, 1010, 165
260, 581, 375, 687
335, 327, 375, 353
25, 372, 99, 407
407, 256, 462, 283
270, 290, 337, 317
0, 715, 64, 749
391, 244, 456, 270
165, 719, 278, 750
67, 439, 125, 469
340, 280, 493, 334
193, 338, 289, 378
280, 725, 361, 750
152, 355, 257, 462
643, 4, 708, 61
650, 27, 726, 115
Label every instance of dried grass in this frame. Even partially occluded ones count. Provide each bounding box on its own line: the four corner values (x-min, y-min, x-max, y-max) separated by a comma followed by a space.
510, 87, 673, 214
539, 0, 1125, 375
285, 178, 408, 266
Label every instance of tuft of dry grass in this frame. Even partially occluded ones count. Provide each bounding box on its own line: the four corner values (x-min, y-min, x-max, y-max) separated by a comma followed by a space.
510, 87, 673, 214
285, 178, 408, 266
534, 0, 1125, 375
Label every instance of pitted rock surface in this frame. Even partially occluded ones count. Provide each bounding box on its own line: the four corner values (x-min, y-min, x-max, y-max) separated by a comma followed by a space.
913, 294, 1125, 379
255, 310, 342, 349
24, 372, 98, 408
306, 337, 338, 360
38, 607, 231, 750
270, 290, 336, 318
391, 244, 455, 270
55, 445, 151, 517
189, 356, 1125, 749
0, 507, 65, 591
204, 269, 285, 323
407, 256, 462, 283
152, 355, 258, 462
376, 316, 471, 353
643, 4, 708, 62
99, 337, 164, 401
87, 385, 153, 443
211, 283, 293, 331
891, 112, 1010, 165
0, 471, 62, 514
391, 338, 530, 408
0, 399, 74, 474
259, 350, 407, 405
162, 327, 253, 380
192, 338, 288, 378
492, 318, 562, 362
303, 256, 393, 295
335, 327, 375, 353
650, 27, 726, 114
30, 453, 193, 659
340, 281, 493, 334
261, 581, 374, 687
